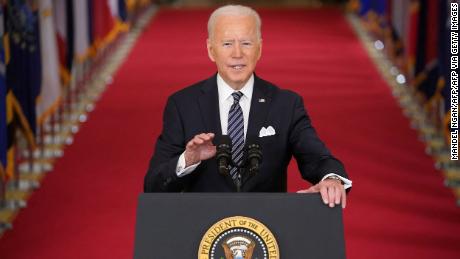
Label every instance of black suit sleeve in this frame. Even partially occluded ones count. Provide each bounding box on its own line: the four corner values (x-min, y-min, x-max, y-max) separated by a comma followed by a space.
144, 97, 190, 192
289, 94, 347, 185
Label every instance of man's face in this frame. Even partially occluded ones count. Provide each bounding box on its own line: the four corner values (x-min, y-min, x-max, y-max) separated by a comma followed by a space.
207, 15, 262, 89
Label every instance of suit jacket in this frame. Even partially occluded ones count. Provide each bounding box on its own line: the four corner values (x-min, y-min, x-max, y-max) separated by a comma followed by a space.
144, 74, 347, 192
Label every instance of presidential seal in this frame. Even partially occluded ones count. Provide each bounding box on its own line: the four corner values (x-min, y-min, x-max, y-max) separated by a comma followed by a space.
198, 216, 280, 259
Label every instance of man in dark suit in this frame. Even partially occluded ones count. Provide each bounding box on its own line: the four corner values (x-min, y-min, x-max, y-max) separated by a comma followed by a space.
144, 5, 351, 208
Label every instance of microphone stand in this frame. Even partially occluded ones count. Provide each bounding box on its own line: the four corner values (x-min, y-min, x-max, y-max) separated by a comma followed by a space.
235, 167, 245, 193
235, 166, 261, 192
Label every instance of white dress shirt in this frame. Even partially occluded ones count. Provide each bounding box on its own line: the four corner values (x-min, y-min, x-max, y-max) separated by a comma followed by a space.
174, 73, 352, 189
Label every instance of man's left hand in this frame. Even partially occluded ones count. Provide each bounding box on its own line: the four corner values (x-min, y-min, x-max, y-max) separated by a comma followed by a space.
297, 179, 346, 209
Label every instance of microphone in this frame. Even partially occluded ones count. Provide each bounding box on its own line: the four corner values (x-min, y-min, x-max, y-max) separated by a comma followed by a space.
245, 136, 262, 175
216, 135, 232, 175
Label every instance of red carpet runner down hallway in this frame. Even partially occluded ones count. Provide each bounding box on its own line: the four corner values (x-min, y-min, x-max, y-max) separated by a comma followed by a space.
1, 7, 460, 259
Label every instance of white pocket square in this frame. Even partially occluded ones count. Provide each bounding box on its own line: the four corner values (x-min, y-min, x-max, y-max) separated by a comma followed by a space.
259, 126, 276, 137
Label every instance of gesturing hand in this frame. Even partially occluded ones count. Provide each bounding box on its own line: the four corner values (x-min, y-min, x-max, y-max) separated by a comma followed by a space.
297, 179, 347, 209
184, 133, 216, 167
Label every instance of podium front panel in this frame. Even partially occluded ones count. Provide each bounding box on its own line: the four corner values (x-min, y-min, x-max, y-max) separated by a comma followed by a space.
134, 193, 345, 259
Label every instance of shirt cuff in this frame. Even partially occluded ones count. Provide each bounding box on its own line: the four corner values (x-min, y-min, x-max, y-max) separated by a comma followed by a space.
321, 173, 352, 189
176, 152, 201, 177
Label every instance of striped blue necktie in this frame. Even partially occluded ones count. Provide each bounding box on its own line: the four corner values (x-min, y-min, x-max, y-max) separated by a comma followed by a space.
228, 91, 244, 179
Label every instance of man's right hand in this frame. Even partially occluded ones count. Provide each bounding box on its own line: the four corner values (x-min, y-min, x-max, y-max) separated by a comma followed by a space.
184, 133, 216, 167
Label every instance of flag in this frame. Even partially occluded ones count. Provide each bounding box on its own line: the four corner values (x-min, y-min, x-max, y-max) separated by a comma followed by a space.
439, 0, 452, 140
416, 0, 440, 101
358, 0, 387, 39
126, 0, 137, 12
87, 0, 94, 51
386, 0, 409, 68
91, 0, 128, 51
91, 0, 115, 50
3, 2, 15, 180
390, 0, 410, 44
53, 0, 73, 86
405, 0, 441, 120
412, 0, 428, 85
125, 0, 150, 11
108, 0, 119, 19
0, 4, 6, 178
108, 0, 128, 21
118, 0, 128, 22
72, 0, 91, 63
405, 0, 420, 78
358, 0, 372, 16
37, 0, 62, 125
382, 0, 395, 61
6, 0, 41, 148
109, 0, 130, 32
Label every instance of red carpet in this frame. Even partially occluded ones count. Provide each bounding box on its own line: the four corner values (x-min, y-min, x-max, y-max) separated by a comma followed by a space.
1, 7, 460, 259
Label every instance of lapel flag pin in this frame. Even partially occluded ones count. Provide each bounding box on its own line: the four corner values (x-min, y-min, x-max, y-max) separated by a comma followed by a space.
259, 98, 265, 103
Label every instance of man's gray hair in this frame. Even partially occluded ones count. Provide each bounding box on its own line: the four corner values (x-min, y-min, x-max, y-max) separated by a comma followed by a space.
207, 5, 262, 40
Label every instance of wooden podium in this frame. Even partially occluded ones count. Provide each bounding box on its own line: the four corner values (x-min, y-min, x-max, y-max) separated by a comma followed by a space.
134, 193, 346, 259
